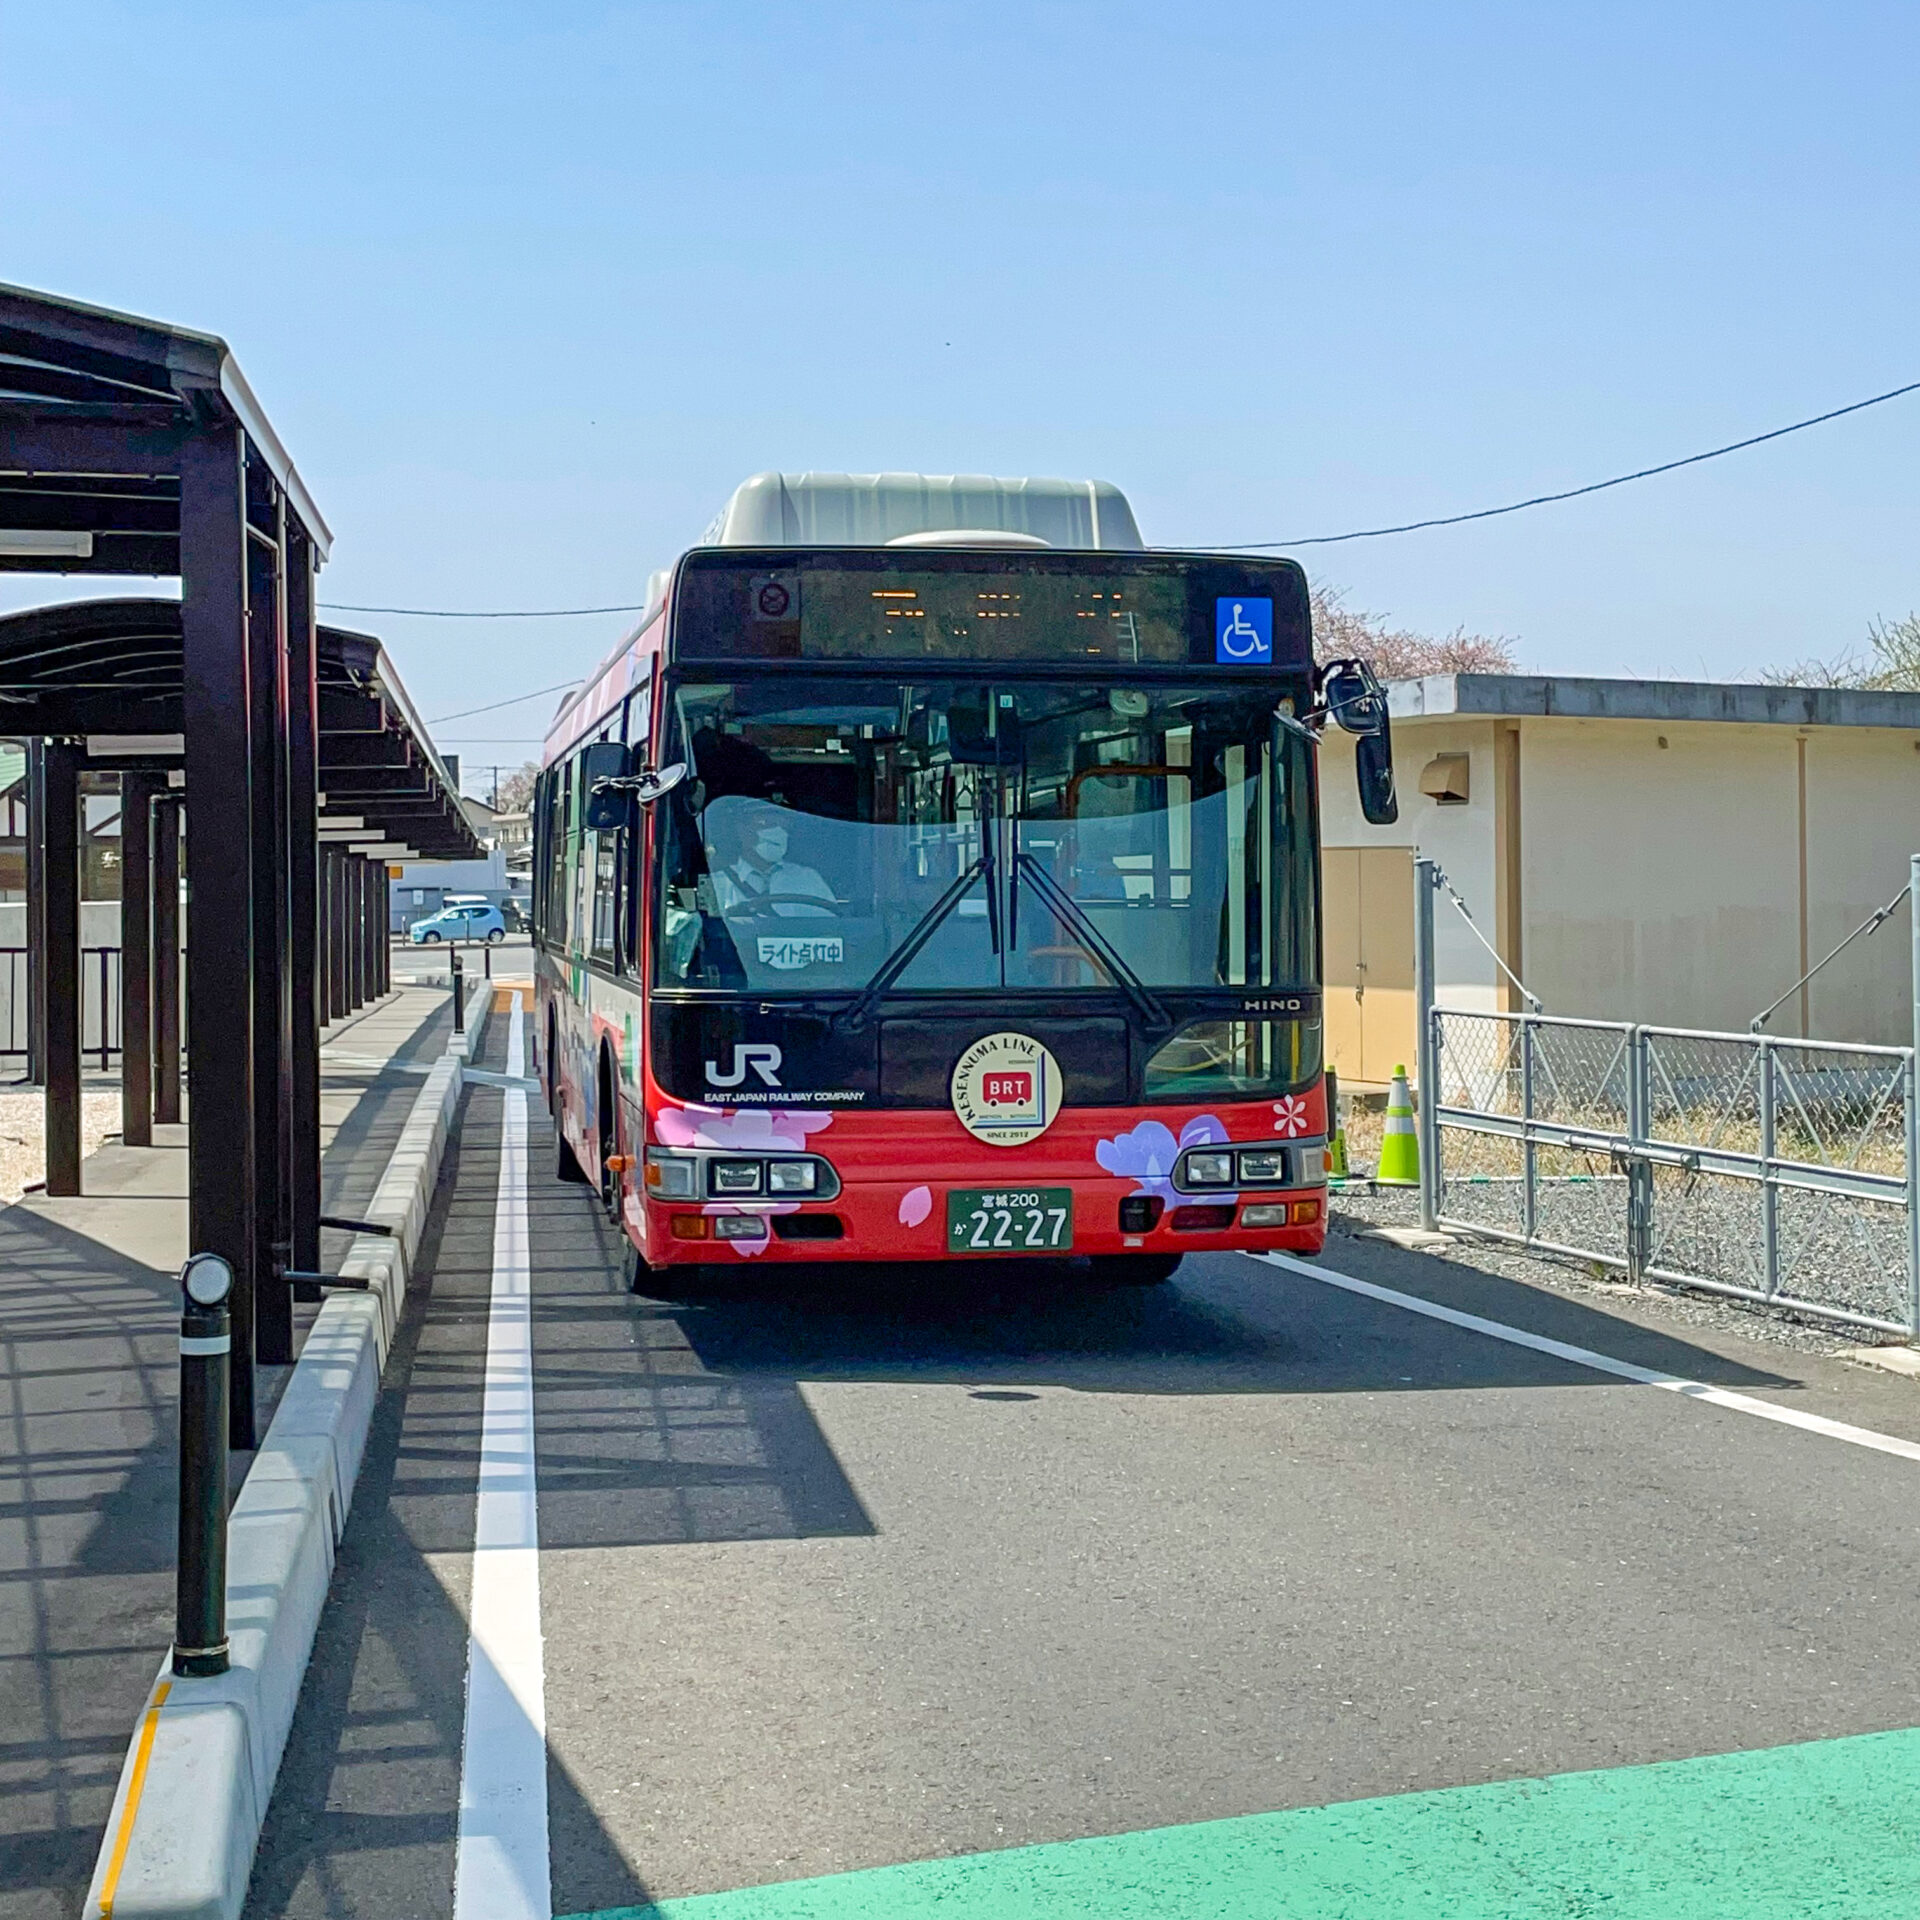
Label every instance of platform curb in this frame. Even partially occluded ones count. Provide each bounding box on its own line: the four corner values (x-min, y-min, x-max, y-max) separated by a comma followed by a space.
83, 991, 494, 1920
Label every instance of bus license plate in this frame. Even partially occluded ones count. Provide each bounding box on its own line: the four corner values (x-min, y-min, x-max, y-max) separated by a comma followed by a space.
946, 1187, 1074, 1255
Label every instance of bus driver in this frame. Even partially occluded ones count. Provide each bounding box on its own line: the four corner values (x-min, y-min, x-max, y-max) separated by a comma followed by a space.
708, 800, 837, 919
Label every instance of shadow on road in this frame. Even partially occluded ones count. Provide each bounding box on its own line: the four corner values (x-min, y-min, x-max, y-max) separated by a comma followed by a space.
634, 1239, 1796, 1398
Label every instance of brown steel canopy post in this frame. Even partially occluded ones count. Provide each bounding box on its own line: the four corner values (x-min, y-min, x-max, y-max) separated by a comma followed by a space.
328, 849, 348, 1020
246, 455, 292, 1367
180, 424, 260, 1449
286, 528, 321, 1275
41, 741, 82, 1196
26, 740, 46, 1087
153, 795, 182, 1126
377, 868, 390, 993
119, 771, 161, 1148
348, 855, 366, 1010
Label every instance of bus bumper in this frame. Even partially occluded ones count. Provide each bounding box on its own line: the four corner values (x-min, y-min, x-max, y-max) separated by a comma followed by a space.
629, 1181, 1331, 1266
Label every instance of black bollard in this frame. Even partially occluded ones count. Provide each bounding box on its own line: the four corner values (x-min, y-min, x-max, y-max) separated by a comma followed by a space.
175, 1252, 233, 1677
451, 949, 466, 1035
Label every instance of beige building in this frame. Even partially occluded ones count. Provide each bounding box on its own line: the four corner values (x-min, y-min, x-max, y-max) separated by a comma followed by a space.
1318, 675, 1920, 1085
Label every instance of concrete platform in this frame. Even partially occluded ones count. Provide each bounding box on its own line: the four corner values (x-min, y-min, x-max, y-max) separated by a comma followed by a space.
0, 982, 456, 1920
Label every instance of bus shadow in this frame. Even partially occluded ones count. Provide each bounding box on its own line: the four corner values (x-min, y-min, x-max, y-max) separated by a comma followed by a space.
639, 1243, 1798, 1398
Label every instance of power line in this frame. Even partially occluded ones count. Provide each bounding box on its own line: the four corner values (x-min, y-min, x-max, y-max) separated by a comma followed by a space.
321, 376, 1920, 646
320, 598, 649, 618
1224, 378, 1920, 549
427, 680, 578, 725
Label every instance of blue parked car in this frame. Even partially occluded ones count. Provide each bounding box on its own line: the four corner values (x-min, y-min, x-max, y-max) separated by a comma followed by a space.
409, 901, 506, 945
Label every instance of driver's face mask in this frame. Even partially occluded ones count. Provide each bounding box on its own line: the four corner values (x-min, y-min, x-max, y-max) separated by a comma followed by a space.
753, 826, 788, 864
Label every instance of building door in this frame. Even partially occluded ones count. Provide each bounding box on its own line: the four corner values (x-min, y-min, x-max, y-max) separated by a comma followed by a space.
1321, 846, 1416, 1088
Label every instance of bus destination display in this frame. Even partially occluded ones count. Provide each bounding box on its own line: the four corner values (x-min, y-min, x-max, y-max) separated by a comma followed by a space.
673, 552, 1310, 668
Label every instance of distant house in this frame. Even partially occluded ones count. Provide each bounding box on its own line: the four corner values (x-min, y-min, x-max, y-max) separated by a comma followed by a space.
493, 807, 532, 871
1317, 675, 1920, 1085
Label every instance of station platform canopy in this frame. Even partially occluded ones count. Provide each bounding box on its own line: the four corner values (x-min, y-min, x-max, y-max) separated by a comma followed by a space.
0, 598, 477, 861
0, 277, 470, 1444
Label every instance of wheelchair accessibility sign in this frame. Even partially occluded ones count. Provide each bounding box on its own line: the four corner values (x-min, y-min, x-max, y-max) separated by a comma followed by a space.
1215, 597, 1273, 664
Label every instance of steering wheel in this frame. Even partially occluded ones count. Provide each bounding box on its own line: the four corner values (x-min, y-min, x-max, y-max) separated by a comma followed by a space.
721, 896, 840, 924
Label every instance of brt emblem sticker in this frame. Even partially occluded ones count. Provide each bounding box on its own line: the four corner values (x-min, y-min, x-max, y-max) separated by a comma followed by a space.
951, 1032, 1064, 1147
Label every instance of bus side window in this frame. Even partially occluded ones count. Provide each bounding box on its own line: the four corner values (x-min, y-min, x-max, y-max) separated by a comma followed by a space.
617, 686, 652, 973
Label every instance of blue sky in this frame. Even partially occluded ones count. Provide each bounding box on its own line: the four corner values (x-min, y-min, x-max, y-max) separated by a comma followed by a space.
3, 2, 1916, 780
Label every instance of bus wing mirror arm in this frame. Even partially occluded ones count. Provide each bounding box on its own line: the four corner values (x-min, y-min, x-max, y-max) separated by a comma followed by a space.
1309, 658, 1399, 826
585, 761, 688, 828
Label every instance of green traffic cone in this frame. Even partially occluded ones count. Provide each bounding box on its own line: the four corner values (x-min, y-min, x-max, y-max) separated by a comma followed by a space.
1326, 1069, 1351, 1185
1375, 1064, 1420, 1186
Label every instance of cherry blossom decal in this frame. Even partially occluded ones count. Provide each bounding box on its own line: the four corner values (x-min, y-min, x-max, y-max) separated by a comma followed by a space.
1095, 1114, 1231, 1201
654, 1104, 834, 1151
1272, 1095, 1310, 1137
652, 1105, 834, 1256
898, 1185, 933, 1228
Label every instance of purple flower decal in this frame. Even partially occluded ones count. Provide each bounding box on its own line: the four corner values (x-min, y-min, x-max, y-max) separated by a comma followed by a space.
1096, 1115, 1230, 1201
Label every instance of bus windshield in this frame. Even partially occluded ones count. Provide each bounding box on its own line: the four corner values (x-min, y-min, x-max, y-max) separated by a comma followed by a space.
657, 676, 1316, 1001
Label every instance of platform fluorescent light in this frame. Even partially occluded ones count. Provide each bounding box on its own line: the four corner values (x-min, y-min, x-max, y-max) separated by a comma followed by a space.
0, 529, 93, 559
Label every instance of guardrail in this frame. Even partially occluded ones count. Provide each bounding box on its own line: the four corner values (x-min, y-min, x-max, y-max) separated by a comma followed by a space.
0, 946, 123, 1069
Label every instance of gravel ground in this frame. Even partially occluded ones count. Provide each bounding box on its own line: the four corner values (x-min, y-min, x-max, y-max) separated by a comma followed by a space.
1334, 1097, 1914, 1358
1328, 1178, 1891, 1361
0, 1080, 124, 1204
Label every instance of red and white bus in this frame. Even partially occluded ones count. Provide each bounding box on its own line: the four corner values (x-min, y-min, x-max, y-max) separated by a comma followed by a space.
533, 474, 1395, 1288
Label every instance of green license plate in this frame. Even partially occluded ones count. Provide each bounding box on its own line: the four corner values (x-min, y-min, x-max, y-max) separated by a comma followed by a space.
946, 1187, 1074, 1255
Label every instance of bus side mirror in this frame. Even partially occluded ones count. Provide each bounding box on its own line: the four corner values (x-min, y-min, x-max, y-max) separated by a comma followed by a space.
581, 741, 631, 829
1355, 726, 1398, 825
1317, 658, 1399, 825
633, 761, 688, 805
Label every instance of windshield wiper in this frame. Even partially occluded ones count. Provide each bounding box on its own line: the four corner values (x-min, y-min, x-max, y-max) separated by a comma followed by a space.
834, 854, 990, 1032
1014, 852, 1173, 1036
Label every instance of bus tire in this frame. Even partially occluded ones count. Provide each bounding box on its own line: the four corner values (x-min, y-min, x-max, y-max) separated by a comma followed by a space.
1090, 1253, 1182, 1286
622, 1240, 654, 1295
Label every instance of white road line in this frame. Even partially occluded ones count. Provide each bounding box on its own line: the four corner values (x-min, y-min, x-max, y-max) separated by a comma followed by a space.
1260, 1251, 1920, 1466
453, 994, 552, 1920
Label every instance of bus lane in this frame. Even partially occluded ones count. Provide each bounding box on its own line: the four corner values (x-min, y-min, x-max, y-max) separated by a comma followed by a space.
248, 1021, 1920, 1918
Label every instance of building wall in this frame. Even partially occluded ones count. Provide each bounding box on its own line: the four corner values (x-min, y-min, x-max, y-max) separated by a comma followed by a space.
1328, 713, 1920, 1048
1320, 717, 1505, 1000
1515, 716, 1920, 1042
1799, 727, 1919, 1045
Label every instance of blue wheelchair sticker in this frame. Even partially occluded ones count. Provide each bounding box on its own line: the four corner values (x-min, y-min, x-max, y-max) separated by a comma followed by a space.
1215, 596, 1273, 664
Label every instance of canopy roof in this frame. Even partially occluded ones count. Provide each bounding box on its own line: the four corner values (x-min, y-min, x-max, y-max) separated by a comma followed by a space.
0, 598, 479, 860
0, 280, 330, 572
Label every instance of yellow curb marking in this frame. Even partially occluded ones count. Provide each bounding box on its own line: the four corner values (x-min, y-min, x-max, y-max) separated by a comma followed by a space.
96, 1677, 170, 1919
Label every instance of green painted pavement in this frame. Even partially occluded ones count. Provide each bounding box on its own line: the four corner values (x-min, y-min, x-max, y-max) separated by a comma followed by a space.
562, 1725, 1920, 1919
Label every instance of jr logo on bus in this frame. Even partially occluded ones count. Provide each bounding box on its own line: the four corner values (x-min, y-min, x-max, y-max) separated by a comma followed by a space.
981, 1071, 1034, 1106
704, 1043, 783, 1088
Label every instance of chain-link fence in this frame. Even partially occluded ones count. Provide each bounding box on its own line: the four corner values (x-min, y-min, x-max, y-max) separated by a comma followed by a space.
1426, 1010, 1918, 1336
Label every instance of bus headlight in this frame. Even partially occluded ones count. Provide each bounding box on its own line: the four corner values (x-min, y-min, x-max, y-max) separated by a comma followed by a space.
645, 1153, 698, 1197
710, 1160, 764, 1195
1183, 1150, 1235, 1187
1236, 1150, 1287, 1184
767, 1160, 818, 1194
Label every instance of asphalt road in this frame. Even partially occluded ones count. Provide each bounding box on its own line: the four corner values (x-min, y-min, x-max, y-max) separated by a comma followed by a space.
243, 1007, 1920, 1918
